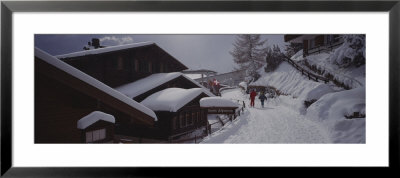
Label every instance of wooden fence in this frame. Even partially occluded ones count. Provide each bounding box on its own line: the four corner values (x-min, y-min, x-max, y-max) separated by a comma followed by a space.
282, 56, 330, 84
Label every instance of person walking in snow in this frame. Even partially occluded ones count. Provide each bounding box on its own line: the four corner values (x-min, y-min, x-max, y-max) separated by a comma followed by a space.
258, 91, 267, 108
250, 89, 257, 107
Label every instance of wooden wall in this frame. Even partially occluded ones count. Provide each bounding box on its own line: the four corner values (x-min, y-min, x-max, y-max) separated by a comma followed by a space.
35, 58, 155, 143
35, 70, 99, 143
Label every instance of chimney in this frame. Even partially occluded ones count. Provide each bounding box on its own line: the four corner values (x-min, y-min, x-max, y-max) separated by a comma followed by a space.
91, 38, 100, 49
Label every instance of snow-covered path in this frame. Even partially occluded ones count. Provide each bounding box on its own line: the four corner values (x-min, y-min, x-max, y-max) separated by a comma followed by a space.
201, 88, 331, 143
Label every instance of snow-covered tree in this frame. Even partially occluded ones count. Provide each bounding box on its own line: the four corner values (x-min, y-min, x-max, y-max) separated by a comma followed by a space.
230, 35, 268, 82
330, 35, 365, 67
284, 42, 303, 58
264, 45, 284, 72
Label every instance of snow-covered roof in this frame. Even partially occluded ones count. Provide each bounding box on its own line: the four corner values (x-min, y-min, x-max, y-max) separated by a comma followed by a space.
239, 82, 247, 87
200, 97, 239, 108
77, 111, 115, 129
115, 72, 215, 98
140, 88, 206, 112
35, 47, 158, 121
56, 41, 155, 59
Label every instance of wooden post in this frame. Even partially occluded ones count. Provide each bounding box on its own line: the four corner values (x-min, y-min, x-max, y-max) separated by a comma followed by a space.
243, 101, 245, 108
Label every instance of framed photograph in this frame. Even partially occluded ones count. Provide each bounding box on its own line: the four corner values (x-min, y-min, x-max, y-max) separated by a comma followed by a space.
2, 0, 399, 176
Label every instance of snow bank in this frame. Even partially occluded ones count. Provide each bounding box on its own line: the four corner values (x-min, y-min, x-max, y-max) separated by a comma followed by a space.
56, 41, 154, 59
306, 87, 365, 143
290, 49, 304, 62
77, 111, 115, 129
184, 74, 202, 79
200, 97, 239, 108
35, 48, 158, 121
116, 72, 214, 98
140, 88, 205, 112
252, 62, 335, 101
238, 81, 247, 89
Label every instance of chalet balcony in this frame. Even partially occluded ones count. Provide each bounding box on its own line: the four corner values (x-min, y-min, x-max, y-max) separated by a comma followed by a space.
307, 37, 344, 56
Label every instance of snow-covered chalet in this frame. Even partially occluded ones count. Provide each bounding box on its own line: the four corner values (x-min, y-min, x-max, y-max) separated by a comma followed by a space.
35, 41, 216, 143
284, 35, 344, 57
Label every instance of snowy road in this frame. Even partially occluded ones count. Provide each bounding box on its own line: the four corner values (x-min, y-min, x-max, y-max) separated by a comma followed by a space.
201, 88, 331, 143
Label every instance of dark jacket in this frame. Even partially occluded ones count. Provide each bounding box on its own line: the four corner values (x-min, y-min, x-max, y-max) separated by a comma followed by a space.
258, 94, 267, 101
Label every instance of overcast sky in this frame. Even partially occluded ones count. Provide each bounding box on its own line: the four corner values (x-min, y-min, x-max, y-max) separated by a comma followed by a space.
35, 34, 287, 73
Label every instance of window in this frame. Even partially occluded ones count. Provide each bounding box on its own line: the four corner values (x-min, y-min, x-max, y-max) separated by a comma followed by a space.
164, 64, 169, 73
186, 111, 192, 125
160, 63, 164, 73
173, 116, 179, 130
86, 128, 106, 143
192, 112, 196, 124
140, 60, 147, 72
180, 112, 185, 128
117, 57, 123, 70
153, 62, 159, 73
148, 61, 152, 73
134, 59, 139, 72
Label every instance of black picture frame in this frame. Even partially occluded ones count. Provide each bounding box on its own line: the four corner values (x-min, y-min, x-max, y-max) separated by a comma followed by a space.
1, 0, 399, 177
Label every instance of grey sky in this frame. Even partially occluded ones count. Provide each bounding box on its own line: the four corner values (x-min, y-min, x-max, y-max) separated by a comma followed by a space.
35, 34, 287, 73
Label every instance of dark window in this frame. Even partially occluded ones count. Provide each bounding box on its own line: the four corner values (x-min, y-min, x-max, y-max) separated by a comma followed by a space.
117, 57, 124, 70
172, 116, 178, 130
180, 112, 185, 128
140, 60, 147, 72
148, 61, 152, 73
164, 64, 169, 73
86, 128, 106, 143
160, 63, 164, 73
153, 62, 159, 73
186, 111, 192, 125
197, 112, 200, 123
174, 116, 179, 130
192, 112, 196, 125
134, 60, 139, 72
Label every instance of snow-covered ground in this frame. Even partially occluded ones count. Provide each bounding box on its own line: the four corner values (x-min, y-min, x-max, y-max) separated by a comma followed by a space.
201, 88, 331, 143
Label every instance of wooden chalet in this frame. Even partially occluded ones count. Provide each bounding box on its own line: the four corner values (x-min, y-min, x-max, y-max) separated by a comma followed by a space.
35, 48, 158, 143
284, 35, 344, 57
139, 88, 212, 140
56, 42, 188, 88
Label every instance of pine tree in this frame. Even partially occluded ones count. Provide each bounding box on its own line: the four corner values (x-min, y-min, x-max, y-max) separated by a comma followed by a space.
265, 45, 284, 72
230, 35, 268, 82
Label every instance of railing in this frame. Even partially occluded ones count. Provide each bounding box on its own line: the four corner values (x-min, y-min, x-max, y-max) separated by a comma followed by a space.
205, 99, 246, 135
303, 59, 363, 89
308, 40, 344, 56
282, 55, 329, 83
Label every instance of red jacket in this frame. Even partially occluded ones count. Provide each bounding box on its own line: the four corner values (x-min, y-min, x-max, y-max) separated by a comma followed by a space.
250, 91, 257, 100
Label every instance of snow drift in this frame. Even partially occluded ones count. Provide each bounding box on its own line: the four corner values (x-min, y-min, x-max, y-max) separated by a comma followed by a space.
306, 87, 366, 143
